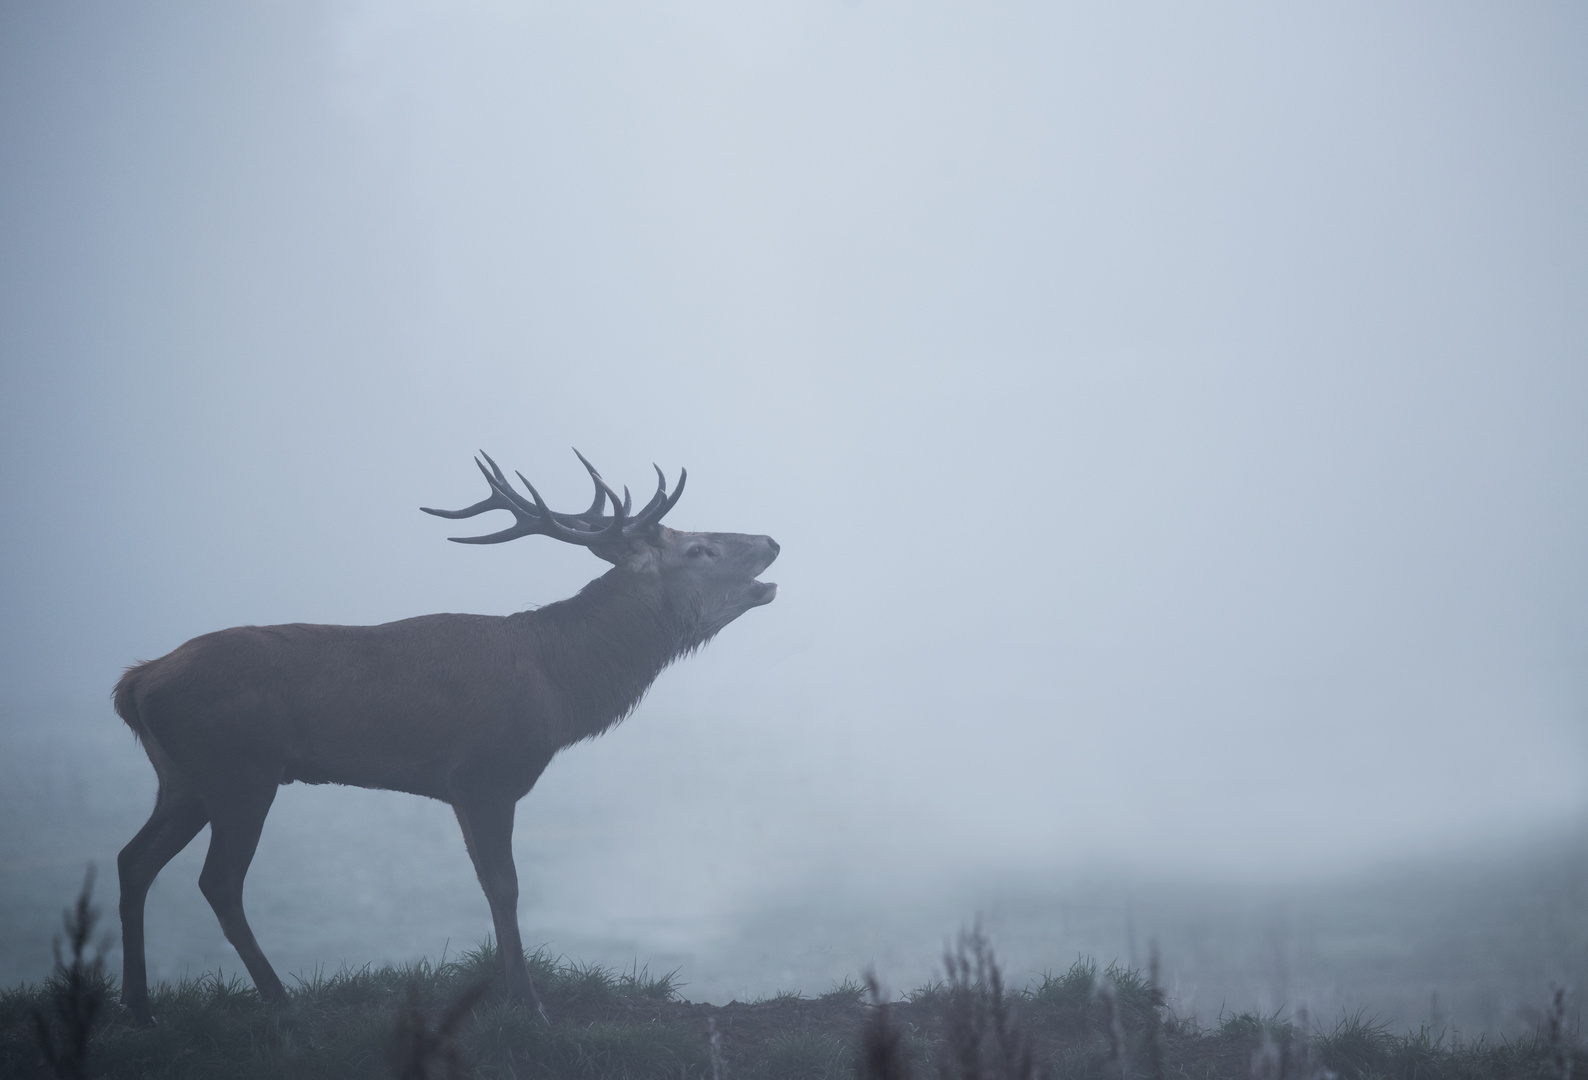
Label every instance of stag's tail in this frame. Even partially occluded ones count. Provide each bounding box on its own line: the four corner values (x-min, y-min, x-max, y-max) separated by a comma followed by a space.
114, 660, 190, 797
113, 662, 154, 745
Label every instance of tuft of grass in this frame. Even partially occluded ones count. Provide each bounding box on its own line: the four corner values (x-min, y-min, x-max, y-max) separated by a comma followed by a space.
1029, 957, 1099, 1026
1214, 1006, 1296, 1046
751, 1031, 851, 1080
617, 961, 682, 1003
1316, 1007, 1395, 1078
817, 976, 865, 1006
1028, 955, 1165, 1045
764, 989, 805, 1005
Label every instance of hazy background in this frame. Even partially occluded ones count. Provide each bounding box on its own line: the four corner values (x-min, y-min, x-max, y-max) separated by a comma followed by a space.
2, 1, 1585, 1032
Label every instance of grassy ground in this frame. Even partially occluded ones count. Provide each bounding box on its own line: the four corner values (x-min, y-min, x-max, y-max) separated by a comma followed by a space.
3, 914, 1580, 1080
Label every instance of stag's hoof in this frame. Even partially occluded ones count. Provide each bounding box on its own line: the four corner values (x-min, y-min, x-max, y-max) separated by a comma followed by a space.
120, 1002, 157, 1029
505, 979, 549, 1023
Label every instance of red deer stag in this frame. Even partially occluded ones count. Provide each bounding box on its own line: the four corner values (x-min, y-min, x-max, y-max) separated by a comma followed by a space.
112, 451, 778, 1026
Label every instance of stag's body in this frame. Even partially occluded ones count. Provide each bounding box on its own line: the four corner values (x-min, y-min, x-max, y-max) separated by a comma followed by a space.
113, 453, 777, 1026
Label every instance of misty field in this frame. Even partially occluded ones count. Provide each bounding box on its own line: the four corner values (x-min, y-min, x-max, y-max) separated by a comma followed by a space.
6, 911, 1583, 1080
2, 710, 1585, 1077
7, 705, 1587, 1033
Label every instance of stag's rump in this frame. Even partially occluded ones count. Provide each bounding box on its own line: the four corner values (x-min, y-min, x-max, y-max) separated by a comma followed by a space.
114, 614, 551, 800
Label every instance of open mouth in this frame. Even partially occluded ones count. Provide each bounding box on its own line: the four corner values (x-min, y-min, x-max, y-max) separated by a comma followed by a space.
748, 541, 779, 605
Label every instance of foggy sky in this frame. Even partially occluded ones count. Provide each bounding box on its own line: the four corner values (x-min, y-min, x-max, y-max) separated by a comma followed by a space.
2, 0, 1585, 901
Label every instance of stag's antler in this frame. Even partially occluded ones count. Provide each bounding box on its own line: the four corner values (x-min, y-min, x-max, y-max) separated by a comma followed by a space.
421, 450, 686, 545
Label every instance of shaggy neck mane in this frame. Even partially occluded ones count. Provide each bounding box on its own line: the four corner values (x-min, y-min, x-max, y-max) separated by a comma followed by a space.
513, 566, 702, 746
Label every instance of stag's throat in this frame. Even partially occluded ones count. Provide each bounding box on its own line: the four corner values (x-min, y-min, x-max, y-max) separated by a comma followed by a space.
515, 570, 700, 746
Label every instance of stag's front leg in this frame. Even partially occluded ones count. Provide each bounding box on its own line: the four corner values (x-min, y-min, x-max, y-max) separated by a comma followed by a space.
453, 793, 546, 1018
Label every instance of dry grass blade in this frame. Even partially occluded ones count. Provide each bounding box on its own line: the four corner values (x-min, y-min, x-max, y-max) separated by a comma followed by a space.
388, 977, 491, 1080
1143, 942, 1164, 1080
31, 867, 108, 1080
1548, 987, 1575, 1080
936, 926, 1040, 1080
857, 971, 913, 1080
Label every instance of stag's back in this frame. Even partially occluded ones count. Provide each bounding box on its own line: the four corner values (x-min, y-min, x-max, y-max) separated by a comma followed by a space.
113, 614, 555, 799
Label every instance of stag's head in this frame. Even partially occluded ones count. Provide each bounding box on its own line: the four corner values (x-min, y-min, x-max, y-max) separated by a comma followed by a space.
422, 451, 778, 637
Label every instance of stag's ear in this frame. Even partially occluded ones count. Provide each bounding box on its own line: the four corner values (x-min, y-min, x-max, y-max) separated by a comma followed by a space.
592, 534, 662, 573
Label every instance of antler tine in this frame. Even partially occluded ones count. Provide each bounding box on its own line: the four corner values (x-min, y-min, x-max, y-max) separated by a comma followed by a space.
490, 450, 606, 529
627, 466, 686, 531
419, 454, 521, 521
569, 449, 637, 529
627, 464, 669, 524
516, 469, 626, 544
571, 448, 609, 523
481, 451, 616, 539
421, 452, 606, 545
419, 494, 500, 520
436, 457, 545, 544
423, 452, 684, 545
446, 521, 542, 545
476, 452, 533, 514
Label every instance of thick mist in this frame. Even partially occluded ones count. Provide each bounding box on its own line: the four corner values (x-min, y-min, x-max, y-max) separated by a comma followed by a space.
2, 1, 1585, 1026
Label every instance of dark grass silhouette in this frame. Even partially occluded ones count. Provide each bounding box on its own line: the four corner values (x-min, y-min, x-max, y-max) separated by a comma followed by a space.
937, 926, 1039, 1080
1, 919, 1580, 1079
388, 978, 491, 1080
1549, 987, 1576, 1080
28, 870, 111, 1080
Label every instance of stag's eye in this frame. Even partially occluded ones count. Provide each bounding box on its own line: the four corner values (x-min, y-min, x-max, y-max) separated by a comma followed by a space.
687, 544, 711, 558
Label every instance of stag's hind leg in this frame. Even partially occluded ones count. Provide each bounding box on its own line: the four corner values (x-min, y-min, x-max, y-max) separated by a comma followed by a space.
118, 784, 208, 1025
196, 775, 287, 1004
